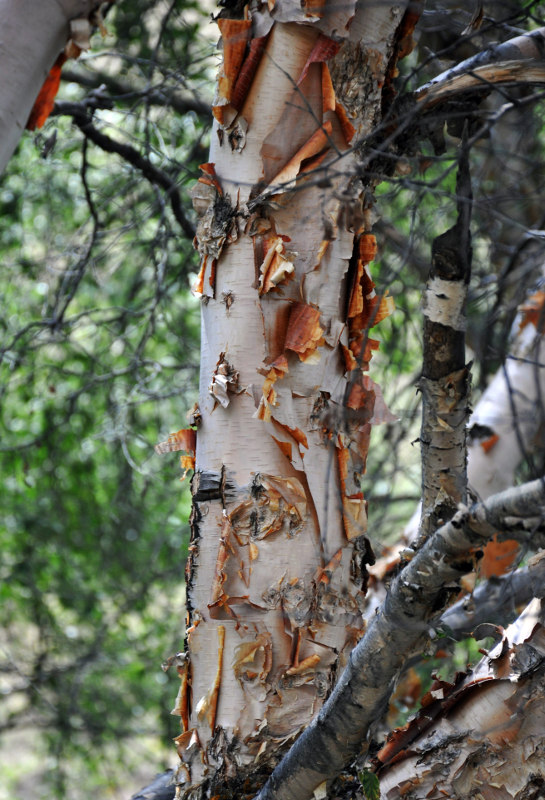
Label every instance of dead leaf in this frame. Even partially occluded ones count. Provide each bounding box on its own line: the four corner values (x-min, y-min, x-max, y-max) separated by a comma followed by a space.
480, 535, 519, 579
480, 433, 499, 454
518, 290, 545, 333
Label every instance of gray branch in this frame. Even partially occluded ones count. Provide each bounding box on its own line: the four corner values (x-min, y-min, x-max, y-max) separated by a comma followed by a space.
441, 555, 545, 638
130, 770, 175, 800
255, 477, 545, 800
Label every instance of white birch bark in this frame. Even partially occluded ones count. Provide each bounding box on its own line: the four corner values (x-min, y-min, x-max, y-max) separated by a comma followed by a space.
175, 1, 410, 795
467, 319, 545, 499
377, 598, 545, 799
0, 0, 100, 175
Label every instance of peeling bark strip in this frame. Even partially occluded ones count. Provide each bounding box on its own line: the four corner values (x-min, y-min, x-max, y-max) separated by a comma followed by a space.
416, 27, 545, 109
254, 478, 545, 800
418, 143, 472, 544
177, 0, 414, 796
377, 599, 545, 799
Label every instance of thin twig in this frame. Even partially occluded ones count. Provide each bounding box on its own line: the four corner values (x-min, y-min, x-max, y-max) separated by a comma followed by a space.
53, 101, 196, 239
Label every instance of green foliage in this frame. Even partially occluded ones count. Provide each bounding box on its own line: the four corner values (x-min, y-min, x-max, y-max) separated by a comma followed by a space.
0, 1, 213, 797
358, 769, 380, 800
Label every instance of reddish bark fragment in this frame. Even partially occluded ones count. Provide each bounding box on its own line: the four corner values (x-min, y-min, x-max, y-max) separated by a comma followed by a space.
210, 516, 235, 608
335, 102, 356, 145
298, 34, 341, 84
233, 633, 272, 691
269, 121, 333, 190
286, 654, 320, 675
284, 303, 324, 361
256, 355, 289, 421
301, 0, 326, 18
321, 63, 336, 114
198, 162, 222, 194
231, 35, 269, 112
196, 625, 225, 732
26, 53, 67, 130
337, 441, 367, 539
155, 428, 196, 455
359, 233, 378, 263
217, 19, 252, 104
347, 375, 376, 415
259, 235, 296, 294
170, 657, 191, 733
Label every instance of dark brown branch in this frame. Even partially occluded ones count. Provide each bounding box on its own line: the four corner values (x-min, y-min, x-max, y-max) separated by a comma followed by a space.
61, 67, 212, 120
255, 477, 545, 800
53, 100, 196, 240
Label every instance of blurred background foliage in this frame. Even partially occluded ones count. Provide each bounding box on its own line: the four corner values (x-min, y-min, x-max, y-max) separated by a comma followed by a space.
0, 1, 212, 796
2, 0, 545, 798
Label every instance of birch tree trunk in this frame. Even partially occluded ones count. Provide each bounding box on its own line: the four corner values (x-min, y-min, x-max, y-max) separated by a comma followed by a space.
174, 1, 413, 795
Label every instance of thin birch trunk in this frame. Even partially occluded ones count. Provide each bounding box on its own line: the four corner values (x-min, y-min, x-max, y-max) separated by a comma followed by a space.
417, 143, 472, 545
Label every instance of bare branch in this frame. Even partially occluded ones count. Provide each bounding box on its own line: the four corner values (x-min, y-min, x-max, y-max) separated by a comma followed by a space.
130, 770, 175, 800
53, 100, 196, 240
61, 68, 212, 120
416, 27, 545, 108
441, 553, 545, 638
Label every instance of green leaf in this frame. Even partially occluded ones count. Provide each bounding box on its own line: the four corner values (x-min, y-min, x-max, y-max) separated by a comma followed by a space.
358, 769, 380, 800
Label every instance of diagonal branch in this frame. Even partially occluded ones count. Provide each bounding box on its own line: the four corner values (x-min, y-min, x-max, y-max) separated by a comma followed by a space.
255, 477, 545, 800
53, 100, 196, 240
61, 67, 212, 120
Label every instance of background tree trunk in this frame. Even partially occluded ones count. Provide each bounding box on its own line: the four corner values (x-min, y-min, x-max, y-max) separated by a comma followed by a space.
0, 0, 100, 173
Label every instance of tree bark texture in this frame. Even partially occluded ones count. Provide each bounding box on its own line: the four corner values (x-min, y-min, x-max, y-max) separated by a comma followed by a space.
174, 1, 417, 795
254, 477, 545, 800
418, 143, 472, 544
